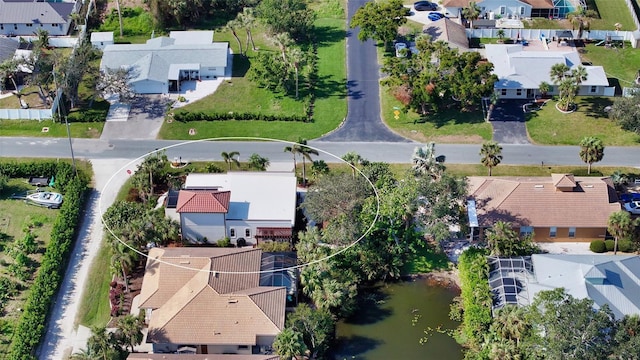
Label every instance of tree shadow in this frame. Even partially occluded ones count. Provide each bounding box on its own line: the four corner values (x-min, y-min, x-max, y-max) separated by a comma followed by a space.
342, 286, 392, 325
314, 73, 347, 100
331, 335, 383, 359
580, 96, 613, 118
0, 183, 31, 199
232, 55, 250, 78
313, 25, 347, 48
346, 80, 363, 99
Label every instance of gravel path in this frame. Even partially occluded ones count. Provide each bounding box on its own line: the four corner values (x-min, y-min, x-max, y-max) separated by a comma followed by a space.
38, 158, 138, 359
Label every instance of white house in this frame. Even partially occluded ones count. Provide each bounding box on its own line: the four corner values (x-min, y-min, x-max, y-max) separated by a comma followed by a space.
0, 0, 79, 36
171, 172, 297, 245
90, 31, 114, 50
442, 0, 557, 20
100, 30, 228, 94
484, 44, 612, 99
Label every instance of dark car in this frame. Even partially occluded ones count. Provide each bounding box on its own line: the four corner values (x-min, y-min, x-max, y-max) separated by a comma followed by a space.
414, 1, 438, 11
428, 12, 445, 21
621, 193, 640, 203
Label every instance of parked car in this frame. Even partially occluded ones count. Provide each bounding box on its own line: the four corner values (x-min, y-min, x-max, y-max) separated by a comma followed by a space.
395, 42, 408, 57
624, 201, 640, 215
620, 193, 640, 203
414, 1, 438, 11
428, 12, 444, 21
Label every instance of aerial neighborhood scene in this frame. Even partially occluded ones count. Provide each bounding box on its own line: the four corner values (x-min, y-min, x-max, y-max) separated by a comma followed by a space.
4, 0, 640, 359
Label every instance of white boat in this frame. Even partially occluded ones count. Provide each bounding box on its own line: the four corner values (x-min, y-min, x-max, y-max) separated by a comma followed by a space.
26, 191, 63, 208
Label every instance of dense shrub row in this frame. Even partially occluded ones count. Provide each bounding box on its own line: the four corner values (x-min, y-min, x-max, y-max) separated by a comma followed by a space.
590, 239, 606, 253
172, 110, 313, 123
0, 160, 87, 193
453, 248, 492, 347
7, 166, 88, 359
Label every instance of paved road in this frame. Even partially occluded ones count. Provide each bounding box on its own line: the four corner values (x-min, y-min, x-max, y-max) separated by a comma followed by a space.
320, 0, 409, 142
2, 137, 640, 167
490, 100, 530, 144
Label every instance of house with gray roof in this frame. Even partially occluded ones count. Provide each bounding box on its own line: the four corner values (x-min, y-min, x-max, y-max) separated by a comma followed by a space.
529, 254, 640, 319
0, 0, 79, 36
100, 30, 228, 94
484, 44, 613, 99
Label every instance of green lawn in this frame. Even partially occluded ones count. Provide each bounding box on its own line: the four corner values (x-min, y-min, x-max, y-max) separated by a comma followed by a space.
0, 119, 104, 138
524, 18, 567, 29
76, 241, 112, 328
580, 44, 640, 85
159, 11, 346, 141
380, 87, 492, 143
588, 0, 636, 31
444, 164, 640, 177
526, 97, 640, 145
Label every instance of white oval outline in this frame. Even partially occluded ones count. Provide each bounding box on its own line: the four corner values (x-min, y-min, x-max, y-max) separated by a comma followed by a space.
99, 137, 380, 275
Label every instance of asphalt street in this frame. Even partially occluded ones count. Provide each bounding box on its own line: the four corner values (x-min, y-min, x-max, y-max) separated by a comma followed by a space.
320, 0, 409, 142
2, 137, 640, 167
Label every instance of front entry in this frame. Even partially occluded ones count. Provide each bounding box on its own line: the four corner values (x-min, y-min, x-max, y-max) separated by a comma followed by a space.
527, 89, 535, 99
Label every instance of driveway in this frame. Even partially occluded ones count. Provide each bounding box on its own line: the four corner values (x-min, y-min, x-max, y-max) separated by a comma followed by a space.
489, 100, 530, 144
100, 95, 168, 140
320, 0, 410, 142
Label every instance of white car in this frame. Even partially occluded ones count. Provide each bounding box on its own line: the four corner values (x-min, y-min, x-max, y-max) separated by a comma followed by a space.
395, 42, 408, 57
624, 201, 640, 215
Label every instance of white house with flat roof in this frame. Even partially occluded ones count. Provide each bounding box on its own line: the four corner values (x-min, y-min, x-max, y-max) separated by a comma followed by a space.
90, 31, 114, 50
485, 44, 613, 99
168, 172, 297, 245
100, 30, 228, 94
529, 254, 640, 319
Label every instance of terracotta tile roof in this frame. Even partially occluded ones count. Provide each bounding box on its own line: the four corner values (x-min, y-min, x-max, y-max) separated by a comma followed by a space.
139, 247, 286, 346
468, 175, 621, 228
551, 173, 576, 188
176, 190, 230, 213
128, 354, 279, 360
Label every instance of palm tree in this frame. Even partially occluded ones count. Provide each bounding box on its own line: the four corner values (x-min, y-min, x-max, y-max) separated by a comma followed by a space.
287, 47, 306, 99
550, 63, 570, 84
271, 32, 293, 62
237, 7, 258, 52
248, 153, 270, 171
225, 19, 244, 55
34, 29, 50, 51
284, 143, 300, 178
480, 141, 503, 176
496, 29, 506, 43
567, 6, 597, 38
311, 160, 330, 179
571, 65, 588, 85
342, 151, 365, 178
87, 326, 118, 360
462, 1, 481, 29
114, 0, 124, 37
296, 138, 318, 187
69, 348, 99, 360
538, 81, 551, 98
110, 242, 137, 292
115, 314, 144, 352
221, 151, 240, 170
492, 305, 529, 347
273, 328, 308, 360
608, 211, 635, 255
579, 136, 604, 174
411, 142, 445, 179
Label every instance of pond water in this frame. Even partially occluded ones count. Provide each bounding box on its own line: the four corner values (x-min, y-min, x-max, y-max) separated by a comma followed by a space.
333, 278, 463, 360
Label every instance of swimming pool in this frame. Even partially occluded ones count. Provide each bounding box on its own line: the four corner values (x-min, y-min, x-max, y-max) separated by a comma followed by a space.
555, 0, 578, 18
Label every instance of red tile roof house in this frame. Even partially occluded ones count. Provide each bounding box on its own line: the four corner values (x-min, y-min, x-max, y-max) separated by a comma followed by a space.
166, 172, 297, 246
467, 174, 621, 242
137, 247, 286, 355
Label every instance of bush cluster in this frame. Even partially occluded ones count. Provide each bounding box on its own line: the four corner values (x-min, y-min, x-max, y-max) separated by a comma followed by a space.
7, 166, 88, 359
109, 282, 125, 317
618, 240, 635, 253
605, 240, 615, 252
0, 160, 87, 193
172, 110, 312, 123
590, 240, 606, 253
454, 248, 492, 347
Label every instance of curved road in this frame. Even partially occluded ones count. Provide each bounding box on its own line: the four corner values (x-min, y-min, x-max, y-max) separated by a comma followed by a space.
320, 0, 410, 142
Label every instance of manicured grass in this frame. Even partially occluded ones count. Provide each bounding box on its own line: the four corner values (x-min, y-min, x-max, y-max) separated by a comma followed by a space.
526, 97, 640, 145
444, 163, 640, 177
0, 119, 104, 138
159, 14, 346, 141
76, 241, 113, 328
380, 87, 492, 143
524, 18, 567, 29
588, 0, 636, 31
580, 44, 640, 85
403, 243, 451, 275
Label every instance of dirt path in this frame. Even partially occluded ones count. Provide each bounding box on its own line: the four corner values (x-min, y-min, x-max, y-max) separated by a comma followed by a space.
37, 158, 139, 359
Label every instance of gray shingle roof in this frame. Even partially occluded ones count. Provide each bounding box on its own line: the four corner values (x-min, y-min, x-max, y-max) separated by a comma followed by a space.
0, 37, 18, 62
0, 0, 75, 24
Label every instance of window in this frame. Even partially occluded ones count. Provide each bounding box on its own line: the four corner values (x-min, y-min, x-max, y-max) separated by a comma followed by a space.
230, 228, 236, 238
0, 25, 3, 30
520, 226, 533, 236
516, 89, 522, 96
14, 24, 17, 30
549, 227, 557, 238
52, 24, 58, 27
590, 86, 597, 93
500, 6, 506, 15
520, 6, 525, 15
245, 228, 251, 238
501, 89, 507, 96
568, 227, 576, 238
26, 24, 32, 27
238, 345, 249, 350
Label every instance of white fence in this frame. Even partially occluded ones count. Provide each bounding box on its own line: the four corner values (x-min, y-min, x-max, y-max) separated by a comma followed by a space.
466, 28, 634, 42
624, 0, 640, 31
0, 89, 62, 121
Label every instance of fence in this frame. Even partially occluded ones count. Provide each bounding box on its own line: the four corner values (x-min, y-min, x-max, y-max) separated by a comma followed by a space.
466, 28, 635, 42
0, 89, 62, 121
623, 0, 640, 31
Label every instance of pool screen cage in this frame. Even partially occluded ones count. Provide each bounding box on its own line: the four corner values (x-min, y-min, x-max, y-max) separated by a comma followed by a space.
488, 256, 535, 314
532, 0, 586, 18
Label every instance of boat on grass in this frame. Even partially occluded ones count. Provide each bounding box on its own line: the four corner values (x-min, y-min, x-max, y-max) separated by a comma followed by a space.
25, 191, 63, 209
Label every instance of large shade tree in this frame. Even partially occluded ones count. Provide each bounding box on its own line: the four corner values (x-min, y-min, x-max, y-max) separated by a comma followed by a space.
579, 136, 604, 174
350, 0, 410, 48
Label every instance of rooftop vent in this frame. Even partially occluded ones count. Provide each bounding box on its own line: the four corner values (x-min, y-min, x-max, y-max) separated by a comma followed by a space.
534, 184, 544, 188
179, 260, 190, 264
228, 299, 238, 304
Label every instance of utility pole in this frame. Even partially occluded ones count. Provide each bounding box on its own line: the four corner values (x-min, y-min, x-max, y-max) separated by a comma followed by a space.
52, 70, 77, 177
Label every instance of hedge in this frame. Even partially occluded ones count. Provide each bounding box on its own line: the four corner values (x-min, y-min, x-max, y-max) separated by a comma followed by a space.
618, 240, 634, 253
0, 160, 88, 193
6, 164, 89, 359
457, 247, 492, 347
605, 240, 615, 252
590, 240, 606, 253
172, 110, 312, 123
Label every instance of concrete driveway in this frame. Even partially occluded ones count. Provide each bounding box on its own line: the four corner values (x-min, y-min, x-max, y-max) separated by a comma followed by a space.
100, 95, 168, 140
320, 0, 410, 142
489, 100, 530, 144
